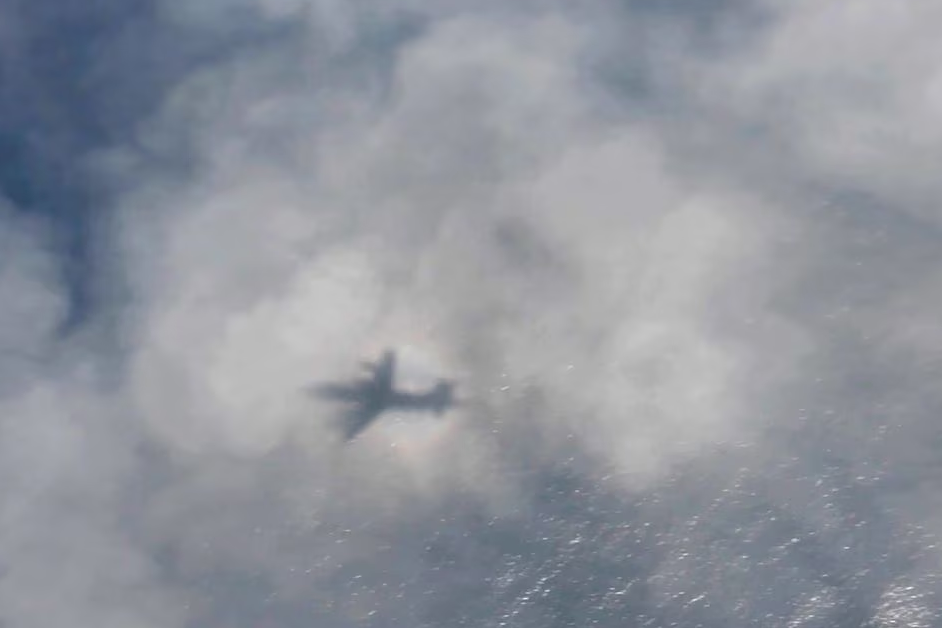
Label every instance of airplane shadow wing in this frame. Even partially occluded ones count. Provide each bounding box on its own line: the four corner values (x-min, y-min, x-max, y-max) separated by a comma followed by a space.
309, 382, 365, 402
339, 400, 384, 441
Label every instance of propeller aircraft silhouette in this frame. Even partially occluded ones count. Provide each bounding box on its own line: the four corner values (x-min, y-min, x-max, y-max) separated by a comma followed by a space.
314, 350, 456, 440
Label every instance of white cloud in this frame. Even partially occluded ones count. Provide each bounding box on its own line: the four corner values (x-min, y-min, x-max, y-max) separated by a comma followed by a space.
687, 2, 942, 217
1, 1, 941, 626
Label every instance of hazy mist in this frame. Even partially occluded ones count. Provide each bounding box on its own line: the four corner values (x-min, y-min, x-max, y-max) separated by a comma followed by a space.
1, 2, 941, 626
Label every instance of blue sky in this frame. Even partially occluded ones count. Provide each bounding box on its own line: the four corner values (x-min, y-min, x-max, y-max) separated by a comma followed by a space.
1, 2, 941, 627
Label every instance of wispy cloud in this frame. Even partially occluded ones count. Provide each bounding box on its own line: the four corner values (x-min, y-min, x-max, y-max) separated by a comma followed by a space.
0, 2, 939, 626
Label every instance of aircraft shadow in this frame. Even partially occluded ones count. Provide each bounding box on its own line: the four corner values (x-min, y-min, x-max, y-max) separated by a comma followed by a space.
310, 349, 457, 441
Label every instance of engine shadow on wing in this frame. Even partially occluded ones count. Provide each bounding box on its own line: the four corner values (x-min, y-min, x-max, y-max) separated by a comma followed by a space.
311, 350, 457, 441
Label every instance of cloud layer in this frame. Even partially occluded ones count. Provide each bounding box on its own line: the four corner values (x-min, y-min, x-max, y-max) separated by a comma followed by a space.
1, 2, 941, 626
